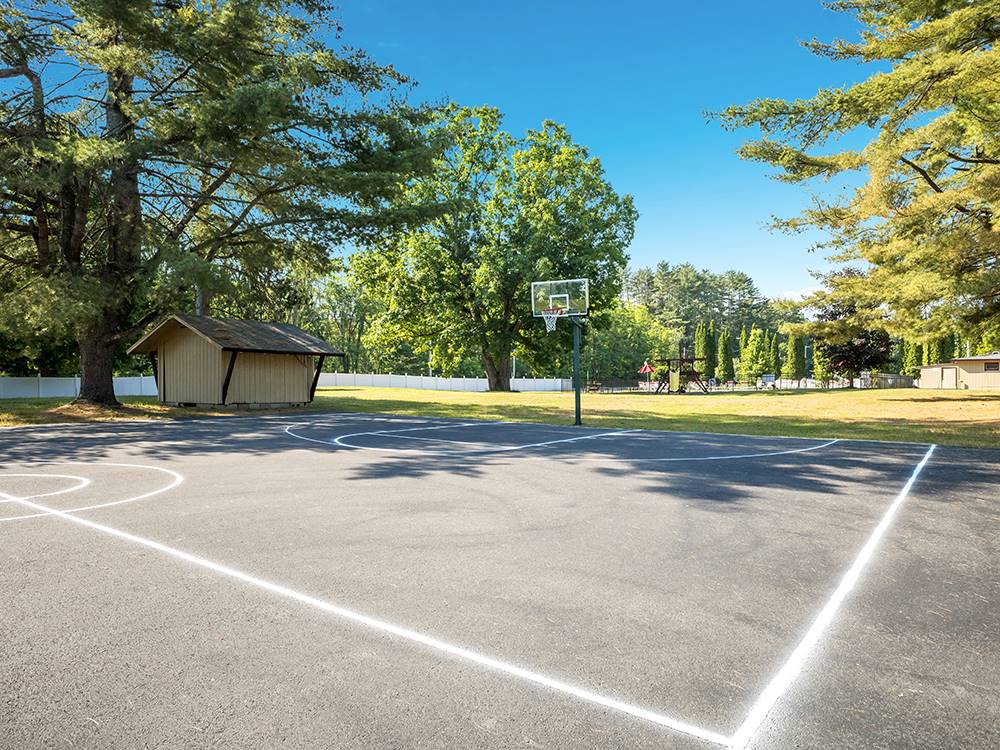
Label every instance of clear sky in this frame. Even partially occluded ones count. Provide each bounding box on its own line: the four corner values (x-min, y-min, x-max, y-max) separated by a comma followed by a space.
338, 2, 873, 299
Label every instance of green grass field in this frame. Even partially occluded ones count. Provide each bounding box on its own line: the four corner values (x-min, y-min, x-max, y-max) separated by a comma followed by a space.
2, 387, 998, 448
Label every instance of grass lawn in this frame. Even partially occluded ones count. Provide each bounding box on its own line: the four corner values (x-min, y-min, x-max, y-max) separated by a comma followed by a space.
1, 386, 998, 448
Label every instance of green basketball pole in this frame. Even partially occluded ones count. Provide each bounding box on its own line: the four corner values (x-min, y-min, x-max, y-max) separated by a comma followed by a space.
572, 319, 582, 426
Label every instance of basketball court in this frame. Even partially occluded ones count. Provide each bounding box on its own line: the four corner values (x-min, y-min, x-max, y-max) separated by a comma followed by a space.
2, 413, 997, 748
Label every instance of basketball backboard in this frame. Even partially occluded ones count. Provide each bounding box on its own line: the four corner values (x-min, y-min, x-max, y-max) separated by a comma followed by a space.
531, 278, 589, 317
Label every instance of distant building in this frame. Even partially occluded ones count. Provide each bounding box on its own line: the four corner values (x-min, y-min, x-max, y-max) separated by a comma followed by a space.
918, 352, 1000, 390
128, 315, 343, 407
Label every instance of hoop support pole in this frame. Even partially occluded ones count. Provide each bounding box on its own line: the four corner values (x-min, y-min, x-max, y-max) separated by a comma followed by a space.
572, 318, 582, 426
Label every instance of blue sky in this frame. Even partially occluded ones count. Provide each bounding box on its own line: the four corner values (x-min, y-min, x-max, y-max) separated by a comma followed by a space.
338, 2, 873, 299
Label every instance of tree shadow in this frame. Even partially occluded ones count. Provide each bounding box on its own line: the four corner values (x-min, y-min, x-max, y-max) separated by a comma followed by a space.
1, 413, 997, 518
303, 394, 999, 449
888, 394, 1000, 403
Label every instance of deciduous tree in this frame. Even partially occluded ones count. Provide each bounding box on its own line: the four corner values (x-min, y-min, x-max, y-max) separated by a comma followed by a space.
583, 301, 679, 382
352, 105, 637, 391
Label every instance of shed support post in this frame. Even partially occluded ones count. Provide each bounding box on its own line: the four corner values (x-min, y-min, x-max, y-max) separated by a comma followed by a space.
221, 350, 239, 404
310, 355, 326, 402
148, 353, 160, 402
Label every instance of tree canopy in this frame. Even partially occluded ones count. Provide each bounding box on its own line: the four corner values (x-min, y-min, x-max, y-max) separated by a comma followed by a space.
813, 278, 893, 381
351, 105, 637, 390
582, 300, 679, 383
717, 0, 1000, 344
0, 0, 437, 402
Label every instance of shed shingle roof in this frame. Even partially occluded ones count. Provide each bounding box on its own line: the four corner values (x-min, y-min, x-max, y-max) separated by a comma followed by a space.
951, 351, 1000, 362
128, 314, 344, 356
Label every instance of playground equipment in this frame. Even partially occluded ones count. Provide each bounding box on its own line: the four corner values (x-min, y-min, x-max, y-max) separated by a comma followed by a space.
653, 356, 709, 394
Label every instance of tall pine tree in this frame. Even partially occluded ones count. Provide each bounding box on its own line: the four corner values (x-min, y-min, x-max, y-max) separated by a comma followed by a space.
813, 346, 834, 386
0, 1, 439, 404
717, 328, 735, 382
782, 333, 806, 384
901, 340, 923, 377
740, 325, 767, 382
719, 1, 1000, 343
705, 320, 718, 380
694, 321, 709, 376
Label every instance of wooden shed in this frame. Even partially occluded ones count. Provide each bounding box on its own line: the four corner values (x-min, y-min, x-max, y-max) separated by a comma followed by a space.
918, 351, 1000, 390
128, 315, 344, 407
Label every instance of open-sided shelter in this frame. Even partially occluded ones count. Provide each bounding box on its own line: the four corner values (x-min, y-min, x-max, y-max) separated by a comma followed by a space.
918, 351, 1000, 390
128, 315, 343, 407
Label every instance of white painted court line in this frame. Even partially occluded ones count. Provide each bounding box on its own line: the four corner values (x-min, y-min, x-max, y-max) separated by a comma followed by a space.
371, 428, 641, 453
332, 426, 638, 453
515, 438, 842, 464
285, 420, 637, 455
727, 444, 937, 749
4, 483, 730, 747
0, 473, 90, 503
0, 463, 182, 523
286, 420, 840, 462
283, 421, 482, 448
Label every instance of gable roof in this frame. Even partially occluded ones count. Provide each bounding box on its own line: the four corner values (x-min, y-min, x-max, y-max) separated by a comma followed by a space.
128, 314, 344, 356
951, 351, 1000, 362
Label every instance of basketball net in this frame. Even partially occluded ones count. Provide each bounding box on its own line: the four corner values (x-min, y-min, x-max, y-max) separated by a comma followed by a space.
541, 307, 563, 333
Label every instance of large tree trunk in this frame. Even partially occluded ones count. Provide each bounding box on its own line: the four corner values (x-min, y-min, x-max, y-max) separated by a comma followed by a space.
76, 324, 119, 405
195, 285, 213, 315
72, 67, 141, 407
482, 348, 511, 391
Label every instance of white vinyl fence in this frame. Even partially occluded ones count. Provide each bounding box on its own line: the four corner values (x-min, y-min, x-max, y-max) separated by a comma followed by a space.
0, 375, 158, 399
0, 373, 570, 399
317, 373, 573, 392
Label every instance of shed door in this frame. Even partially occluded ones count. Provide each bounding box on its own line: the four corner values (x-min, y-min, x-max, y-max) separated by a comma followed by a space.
942, 367, 958, 389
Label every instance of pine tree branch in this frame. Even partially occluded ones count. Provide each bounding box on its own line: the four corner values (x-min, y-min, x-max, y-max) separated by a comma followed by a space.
899, 156, 945, 193
900, 155, 993, 229
167, 164, 237, 240
946, 151, 1000, 165
0, 65, 45, 131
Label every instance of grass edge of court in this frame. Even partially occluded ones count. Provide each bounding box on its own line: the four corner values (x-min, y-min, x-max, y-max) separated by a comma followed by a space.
2, 388, 998, 449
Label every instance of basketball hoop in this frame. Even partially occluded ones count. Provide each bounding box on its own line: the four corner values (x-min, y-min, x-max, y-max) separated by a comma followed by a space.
541, 307, 563, 333
531, 278, 589, 426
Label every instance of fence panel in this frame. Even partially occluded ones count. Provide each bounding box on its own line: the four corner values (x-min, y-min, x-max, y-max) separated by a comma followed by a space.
113, 376, 156, 396
38, 377, 79, 398
0, 375, 158, 399
0, 377, 42, 398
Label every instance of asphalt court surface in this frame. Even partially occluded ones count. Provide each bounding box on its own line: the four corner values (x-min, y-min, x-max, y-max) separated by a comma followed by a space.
1, 413, 998, 748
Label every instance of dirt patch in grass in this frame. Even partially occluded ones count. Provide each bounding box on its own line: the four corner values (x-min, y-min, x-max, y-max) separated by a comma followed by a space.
0, 397, 225, 427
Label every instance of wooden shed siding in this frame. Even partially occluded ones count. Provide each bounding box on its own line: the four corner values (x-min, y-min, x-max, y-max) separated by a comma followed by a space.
226, 352, 311, 404
919, 362, 1000, 390
919, 367, 942, 389
162, 328, 225, 404
957, 361, 1000, 390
